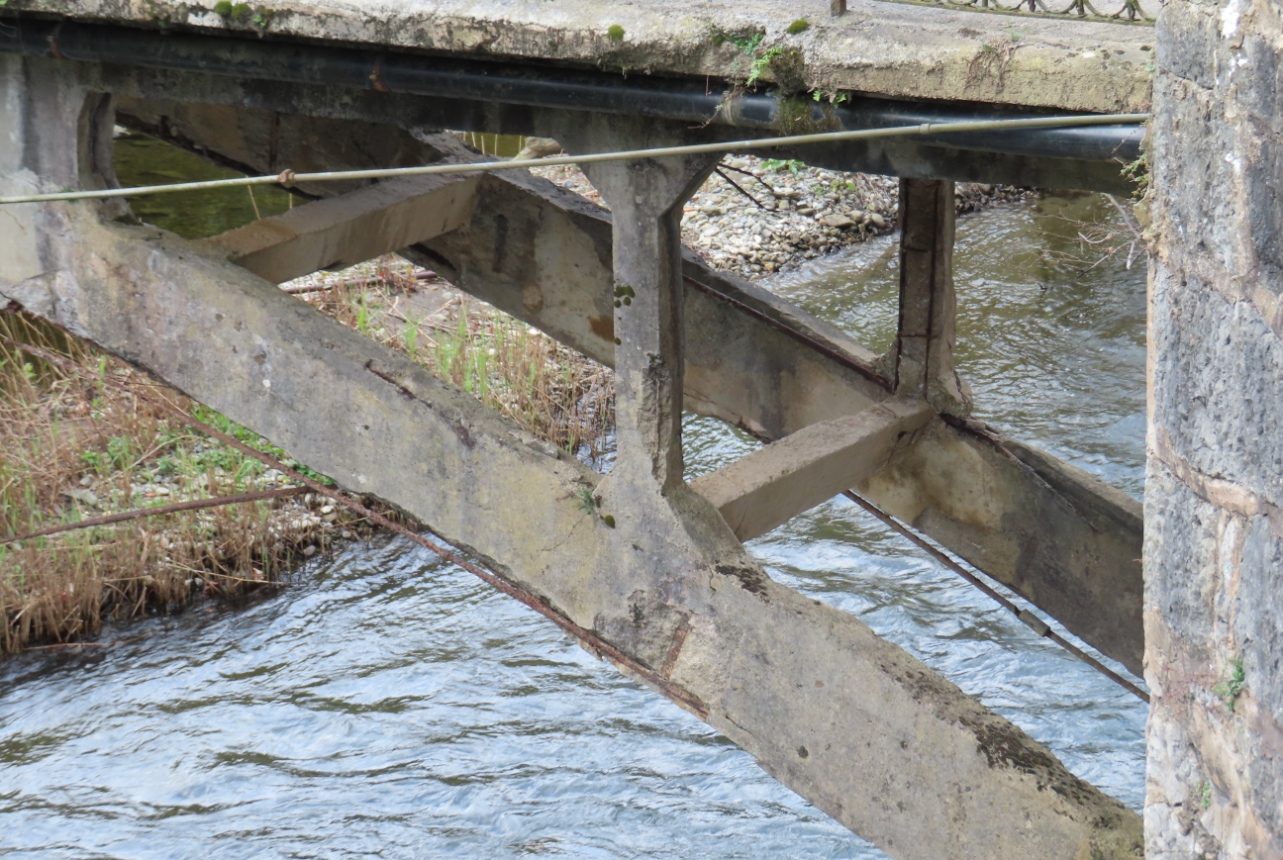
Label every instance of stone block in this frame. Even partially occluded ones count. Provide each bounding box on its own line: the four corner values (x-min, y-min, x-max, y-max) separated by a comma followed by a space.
1150, 268, 1283, 501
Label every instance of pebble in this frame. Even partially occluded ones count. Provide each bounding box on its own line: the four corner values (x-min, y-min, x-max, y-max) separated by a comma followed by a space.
61, 488, 99, 507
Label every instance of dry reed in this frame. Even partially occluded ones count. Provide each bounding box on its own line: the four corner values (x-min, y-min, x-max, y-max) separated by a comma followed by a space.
0, 312, 337, 655
301, 261, 615, 462
1, 257, 615, 655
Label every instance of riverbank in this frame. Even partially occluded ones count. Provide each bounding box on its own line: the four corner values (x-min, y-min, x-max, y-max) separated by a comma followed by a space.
0, 313, 373, 655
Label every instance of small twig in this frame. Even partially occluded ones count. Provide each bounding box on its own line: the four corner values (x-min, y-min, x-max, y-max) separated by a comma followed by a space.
153, 559, 282, 587
20, 640, 114, 651
713, 167, 767, 209
281, 270, 437, 295
19, 632, 151, 653
717, 161, 782, 196
246, 185, 262, 220
0, 486, 308, 546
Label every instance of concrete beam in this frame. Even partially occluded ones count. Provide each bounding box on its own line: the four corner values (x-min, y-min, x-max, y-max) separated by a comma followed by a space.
419, 168, 1148, 678
97, 66, 1137, 194
96, 64, 1136, 193
208, 174, 478, 283
693, 398, 932, 542
564, 117, 719, 492
111, 95, 1146, 677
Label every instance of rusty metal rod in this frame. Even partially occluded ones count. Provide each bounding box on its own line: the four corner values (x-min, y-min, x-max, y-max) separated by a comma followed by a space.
841, 490, 1149, 703
0, 486, 308, 546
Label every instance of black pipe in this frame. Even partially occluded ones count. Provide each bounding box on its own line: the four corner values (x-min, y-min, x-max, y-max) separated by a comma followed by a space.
0, 16, 1142, 163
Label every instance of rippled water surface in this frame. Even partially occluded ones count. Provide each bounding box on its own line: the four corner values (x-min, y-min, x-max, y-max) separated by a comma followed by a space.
1, 191, 1147, 858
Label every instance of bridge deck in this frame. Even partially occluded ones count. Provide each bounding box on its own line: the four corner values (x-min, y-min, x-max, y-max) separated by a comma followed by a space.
21, 0, 1152, 113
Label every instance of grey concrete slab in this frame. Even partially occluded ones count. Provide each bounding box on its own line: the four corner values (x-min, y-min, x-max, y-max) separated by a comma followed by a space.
15, 0, 1153, 114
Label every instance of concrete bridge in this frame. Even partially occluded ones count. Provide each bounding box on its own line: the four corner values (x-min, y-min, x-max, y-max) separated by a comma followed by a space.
0, 0, 1277, 857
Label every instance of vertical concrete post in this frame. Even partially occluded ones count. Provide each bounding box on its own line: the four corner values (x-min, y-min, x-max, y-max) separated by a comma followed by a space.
571, 127, 719, 492
1147, 1, 1283, 857
887, 178, 971, 416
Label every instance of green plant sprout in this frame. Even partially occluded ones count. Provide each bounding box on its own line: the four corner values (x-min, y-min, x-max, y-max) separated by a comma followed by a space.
1213, 658, 1247, 712
762, 158, 804, 174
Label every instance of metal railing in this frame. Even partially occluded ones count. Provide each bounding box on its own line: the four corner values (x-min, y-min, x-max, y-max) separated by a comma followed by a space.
842, 0, 1157, 23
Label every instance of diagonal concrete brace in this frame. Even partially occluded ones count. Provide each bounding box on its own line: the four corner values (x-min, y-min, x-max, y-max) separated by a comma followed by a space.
3, 194, 1145, 860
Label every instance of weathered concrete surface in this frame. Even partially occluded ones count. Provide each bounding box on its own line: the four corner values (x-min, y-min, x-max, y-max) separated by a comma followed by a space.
884, 178, 971, 416
209, 174, 478, 283
692, 398, 931, 541
564, 116, 719, 492
0, 59, 1146, 859
419, 159, 1148, 677
1146, 1, 1283, 856
98, 61, 1138, 193
108, 93, 1147, 676
12, 0, 1154, 114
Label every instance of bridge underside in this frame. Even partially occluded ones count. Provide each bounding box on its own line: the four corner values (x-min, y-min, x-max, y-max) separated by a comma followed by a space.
0, 32, 1145, 860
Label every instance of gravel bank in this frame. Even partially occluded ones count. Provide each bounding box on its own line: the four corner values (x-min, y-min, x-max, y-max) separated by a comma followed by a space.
531, 155, 1029, 279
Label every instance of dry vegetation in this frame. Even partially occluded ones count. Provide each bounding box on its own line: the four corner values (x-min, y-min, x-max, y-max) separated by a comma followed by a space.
0, 261, 615, 657
0, 312, 357, 655
295, 258, 615, 463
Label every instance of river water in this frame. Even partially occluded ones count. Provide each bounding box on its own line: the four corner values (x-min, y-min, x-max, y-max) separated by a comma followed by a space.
0, 150, 1147, 858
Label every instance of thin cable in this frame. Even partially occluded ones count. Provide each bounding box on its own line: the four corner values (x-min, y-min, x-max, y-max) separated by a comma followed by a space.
841, 490, 1150, 703
0, 113, 1148, 205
